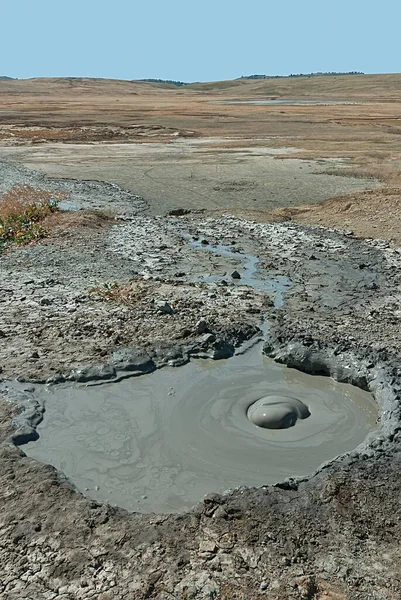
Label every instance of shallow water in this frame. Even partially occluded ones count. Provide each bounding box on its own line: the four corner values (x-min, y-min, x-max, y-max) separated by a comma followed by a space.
189, 238, 292, 305
25, 345, 377, 513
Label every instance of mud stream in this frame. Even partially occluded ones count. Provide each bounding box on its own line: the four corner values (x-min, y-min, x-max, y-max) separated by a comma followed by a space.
188, 237, 291, 303
21, 236, 378, 513
24, 344, 377, 513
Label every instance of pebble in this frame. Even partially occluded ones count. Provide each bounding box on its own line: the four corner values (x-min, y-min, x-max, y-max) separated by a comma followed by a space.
195, 318, 208, 333
156, 300, 174, 314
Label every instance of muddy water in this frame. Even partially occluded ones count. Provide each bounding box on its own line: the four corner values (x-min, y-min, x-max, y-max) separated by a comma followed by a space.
25, 345, 377, 513
186, 236, 292, 305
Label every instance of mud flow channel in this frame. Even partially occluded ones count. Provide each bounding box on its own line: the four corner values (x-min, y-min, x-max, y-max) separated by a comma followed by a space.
24, 344, 377, 514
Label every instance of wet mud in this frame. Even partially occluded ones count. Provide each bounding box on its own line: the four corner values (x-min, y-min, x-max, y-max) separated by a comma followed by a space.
1, 157, 401, 598
23, 344, 377, 513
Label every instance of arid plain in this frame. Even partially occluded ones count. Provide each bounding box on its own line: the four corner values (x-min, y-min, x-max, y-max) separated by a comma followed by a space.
1, 74, 400, 238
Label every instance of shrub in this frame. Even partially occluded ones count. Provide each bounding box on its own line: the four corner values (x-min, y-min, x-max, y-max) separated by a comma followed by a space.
0, 185, 67, 249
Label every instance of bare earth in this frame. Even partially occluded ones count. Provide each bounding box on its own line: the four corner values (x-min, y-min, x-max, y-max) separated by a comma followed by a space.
1, 75, 401, 599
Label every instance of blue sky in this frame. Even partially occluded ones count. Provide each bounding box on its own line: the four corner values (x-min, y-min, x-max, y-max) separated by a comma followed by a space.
2, 0, 400, 81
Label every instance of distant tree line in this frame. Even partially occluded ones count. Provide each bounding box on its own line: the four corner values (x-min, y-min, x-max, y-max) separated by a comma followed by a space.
240, 72, 364, 80
136, 78, 190, 86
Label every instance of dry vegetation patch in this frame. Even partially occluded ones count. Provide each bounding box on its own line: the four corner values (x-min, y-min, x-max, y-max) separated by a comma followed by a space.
0, 185, 66, 249
42, 207, 116, 241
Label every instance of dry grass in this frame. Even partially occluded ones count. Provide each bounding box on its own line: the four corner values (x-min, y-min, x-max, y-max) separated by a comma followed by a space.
1, 75, 401, 244
0, 185, 67, 248
88, 281, 145, 306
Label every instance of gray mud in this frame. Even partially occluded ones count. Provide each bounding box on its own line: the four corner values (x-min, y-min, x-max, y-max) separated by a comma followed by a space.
23, 344, 377, 513
0, 158, 148, 216
1, 158, 401, 598
0, 139, 380, 214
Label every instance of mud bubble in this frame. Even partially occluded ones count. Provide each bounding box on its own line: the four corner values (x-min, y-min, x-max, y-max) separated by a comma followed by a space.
247, 395, 310, 429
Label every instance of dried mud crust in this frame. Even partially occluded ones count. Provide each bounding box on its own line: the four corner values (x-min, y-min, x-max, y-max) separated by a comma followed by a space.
0, 141, 381, 216
0, 159, 149, 216
1, 212, 400, 382
1, 170, 401, 598
0, 124, 199, 145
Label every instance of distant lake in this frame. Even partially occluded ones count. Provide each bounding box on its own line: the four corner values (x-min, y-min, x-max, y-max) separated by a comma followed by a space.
214, 99, 357, 106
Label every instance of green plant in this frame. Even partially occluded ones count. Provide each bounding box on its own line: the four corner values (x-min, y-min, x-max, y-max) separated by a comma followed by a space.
0, 185, 67, 249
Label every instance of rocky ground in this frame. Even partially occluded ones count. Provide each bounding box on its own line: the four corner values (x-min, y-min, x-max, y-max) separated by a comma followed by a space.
1, 160, 401, 599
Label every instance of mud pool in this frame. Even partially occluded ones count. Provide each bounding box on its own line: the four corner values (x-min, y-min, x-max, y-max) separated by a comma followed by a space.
23, 344, 377, 514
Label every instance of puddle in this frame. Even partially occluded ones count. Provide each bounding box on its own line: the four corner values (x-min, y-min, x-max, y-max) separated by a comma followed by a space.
187, 237, 292, 306
58, 200, 81, 211
24, 345, 377, 514
214, 100, 358, 106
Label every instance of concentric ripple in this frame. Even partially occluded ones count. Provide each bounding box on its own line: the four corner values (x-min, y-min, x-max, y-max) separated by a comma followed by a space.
25, 345, 377, 513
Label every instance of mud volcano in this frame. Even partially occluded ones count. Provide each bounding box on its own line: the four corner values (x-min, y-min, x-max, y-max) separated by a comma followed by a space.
24, 345, 377, 513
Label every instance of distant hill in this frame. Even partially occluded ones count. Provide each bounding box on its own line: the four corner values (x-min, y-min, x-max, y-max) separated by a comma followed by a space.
0, 76, 14, 80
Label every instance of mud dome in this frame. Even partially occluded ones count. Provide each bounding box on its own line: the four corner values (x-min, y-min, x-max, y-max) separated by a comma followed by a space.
24, 344, 377, 513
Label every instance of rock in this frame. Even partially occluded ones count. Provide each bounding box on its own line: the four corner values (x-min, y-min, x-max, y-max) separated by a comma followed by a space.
211, 339, 234, 360
231, 270, 241, 279
213, 506, 228, 520
195, 318, 208, 334
156, 300, 175, 315
39, 297, 53, 306
168, 208, 191, 216
204, 492, 223, 505
46, 374, 66, 384
199, 540, 218, 553
11, 426, 39, 445
200, 333, 216, 344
